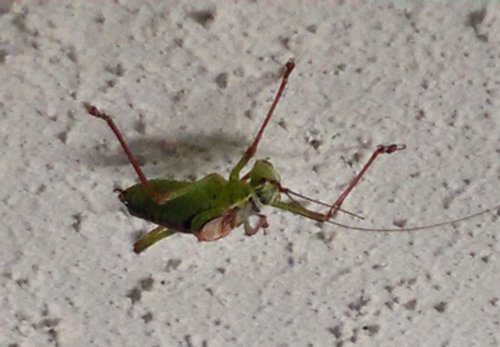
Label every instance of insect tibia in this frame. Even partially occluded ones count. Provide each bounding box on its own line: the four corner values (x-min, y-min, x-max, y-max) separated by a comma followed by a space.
230, 59, 296, 180
84, 103, 157, 200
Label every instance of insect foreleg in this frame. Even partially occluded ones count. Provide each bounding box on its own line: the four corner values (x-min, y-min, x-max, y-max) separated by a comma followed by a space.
273, 144, 405, 222
229, 59, 295, 180
325, 144, 406, 219
133, 226, 177, 254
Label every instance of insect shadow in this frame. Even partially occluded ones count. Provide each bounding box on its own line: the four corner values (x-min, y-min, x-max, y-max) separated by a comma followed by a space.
87, 132, 252, 179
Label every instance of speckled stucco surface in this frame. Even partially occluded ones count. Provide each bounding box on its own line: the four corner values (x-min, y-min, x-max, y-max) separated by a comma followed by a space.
1, 2, 499, 347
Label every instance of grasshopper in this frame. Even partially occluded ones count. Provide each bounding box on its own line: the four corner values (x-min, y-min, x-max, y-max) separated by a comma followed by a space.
84, 59, 498, 254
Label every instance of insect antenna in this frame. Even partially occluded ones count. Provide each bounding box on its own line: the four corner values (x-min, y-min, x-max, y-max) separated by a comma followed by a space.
280, 185, 365, 220
275, 183, 499, 232
323, 203, 500, 232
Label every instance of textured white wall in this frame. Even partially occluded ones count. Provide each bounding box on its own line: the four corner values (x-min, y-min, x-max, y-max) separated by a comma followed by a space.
1, 2, 499, 347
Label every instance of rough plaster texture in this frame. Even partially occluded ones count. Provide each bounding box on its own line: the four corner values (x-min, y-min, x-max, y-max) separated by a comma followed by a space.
1, 1, 499, 347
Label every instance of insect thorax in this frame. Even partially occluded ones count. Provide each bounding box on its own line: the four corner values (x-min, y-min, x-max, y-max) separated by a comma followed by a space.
249, 160, 281, 205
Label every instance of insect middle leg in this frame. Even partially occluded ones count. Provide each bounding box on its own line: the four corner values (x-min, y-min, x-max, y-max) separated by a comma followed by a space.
133, 226, 177, 254
244, 214, 269, 236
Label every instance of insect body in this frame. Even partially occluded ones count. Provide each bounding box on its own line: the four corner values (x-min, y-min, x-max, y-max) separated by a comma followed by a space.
84, 59, 497, 254
84, 60, 406, 253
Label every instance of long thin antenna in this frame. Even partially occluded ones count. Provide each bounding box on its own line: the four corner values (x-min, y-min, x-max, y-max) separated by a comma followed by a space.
281, 186, 365, 220
323, 204, 500, 232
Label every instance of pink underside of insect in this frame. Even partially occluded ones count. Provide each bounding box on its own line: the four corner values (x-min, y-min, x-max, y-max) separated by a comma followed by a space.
194, 208, 239, 242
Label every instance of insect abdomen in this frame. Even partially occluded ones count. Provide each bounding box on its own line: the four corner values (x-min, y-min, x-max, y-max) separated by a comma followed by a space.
122, 175, 252, 234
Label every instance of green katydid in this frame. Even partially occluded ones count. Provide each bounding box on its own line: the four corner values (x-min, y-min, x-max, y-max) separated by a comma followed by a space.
84, 59, 499, 254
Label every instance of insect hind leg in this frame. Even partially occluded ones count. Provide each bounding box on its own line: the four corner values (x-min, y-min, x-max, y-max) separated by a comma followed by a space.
84, 103, 164, 202
229, 59, 295, 180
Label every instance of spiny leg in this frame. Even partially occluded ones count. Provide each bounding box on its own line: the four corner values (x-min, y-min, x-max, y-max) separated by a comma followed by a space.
230, 59, 296, 180
133, 226, 177, 254
83, 103, 167, 203
325, 144, 406, 219
273, 144, 405, 222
